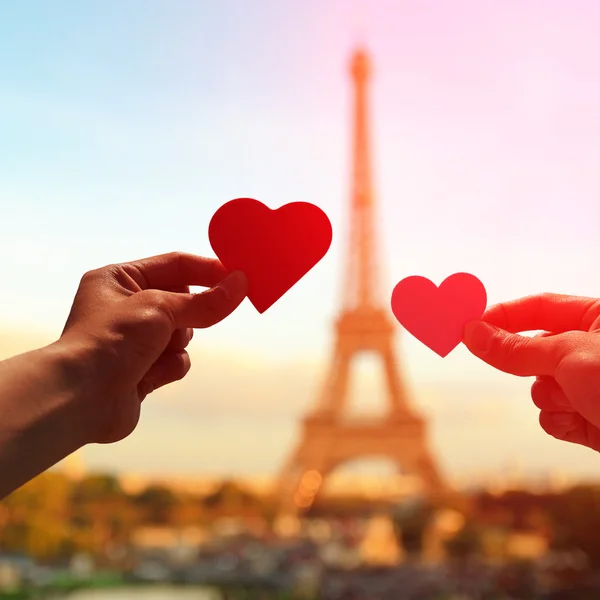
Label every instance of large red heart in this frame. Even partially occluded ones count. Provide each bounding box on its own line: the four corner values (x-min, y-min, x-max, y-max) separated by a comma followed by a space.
391, 273, 487, 357
209, 198, 332, 313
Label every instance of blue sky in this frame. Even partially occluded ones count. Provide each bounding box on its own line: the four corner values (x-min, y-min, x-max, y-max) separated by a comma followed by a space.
3, 0, 600, 480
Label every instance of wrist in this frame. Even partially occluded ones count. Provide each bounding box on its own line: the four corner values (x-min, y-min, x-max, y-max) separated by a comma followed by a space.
30, 342, 94, 449
0, 341, 93, 497
43, 336, 106, 446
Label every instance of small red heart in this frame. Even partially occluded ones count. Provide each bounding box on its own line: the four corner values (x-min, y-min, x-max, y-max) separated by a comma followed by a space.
391, 273, 487, 357
209, 198, 332, 313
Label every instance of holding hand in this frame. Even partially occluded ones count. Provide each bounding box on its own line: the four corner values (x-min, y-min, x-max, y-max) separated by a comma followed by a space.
0, 252, 247, 498
463, 293, 600, 452
60, 252, 248, 444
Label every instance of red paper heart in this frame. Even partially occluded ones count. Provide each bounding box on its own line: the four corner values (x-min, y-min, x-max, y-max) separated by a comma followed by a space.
209, 198, 332, 313
391, 273, 487, 357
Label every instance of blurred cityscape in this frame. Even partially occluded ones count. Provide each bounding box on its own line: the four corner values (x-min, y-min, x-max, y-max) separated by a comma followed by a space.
3, 36, 599, 600
1, 462, 600, 599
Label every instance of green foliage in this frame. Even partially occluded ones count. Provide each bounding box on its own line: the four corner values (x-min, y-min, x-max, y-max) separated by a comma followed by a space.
71, 474, 123, 502
0, 472, 72, 559
0, 473, 268, 563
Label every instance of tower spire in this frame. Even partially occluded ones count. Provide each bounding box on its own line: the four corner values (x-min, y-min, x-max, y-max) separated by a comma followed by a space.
345, 47, 378, 311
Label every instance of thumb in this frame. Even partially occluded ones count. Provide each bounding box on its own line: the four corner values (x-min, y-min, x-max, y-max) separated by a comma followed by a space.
462, 321, 560, 377
166, 270, 248, 329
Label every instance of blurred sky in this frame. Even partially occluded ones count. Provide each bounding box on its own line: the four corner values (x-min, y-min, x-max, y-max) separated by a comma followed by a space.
2, 0, 600, 481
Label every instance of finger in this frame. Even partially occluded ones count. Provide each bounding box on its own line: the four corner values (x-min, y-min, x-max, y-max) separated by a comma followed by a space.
163, 287, 192, 351
165, 286, 190, 294
138, 350, 191, 396
539, 410, 600, 453
462, 321, 566, 376
162, 270, 248, 329
122, 252, 229, 291
166, 327, 194, 352
530, 376, 573, 412
482, 293, 600, 334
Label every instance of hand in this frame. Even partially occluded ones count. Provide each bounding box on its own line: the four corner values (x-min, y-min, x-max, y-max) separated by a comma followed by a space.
58, 252, 247, 445
462, 293, 600, 452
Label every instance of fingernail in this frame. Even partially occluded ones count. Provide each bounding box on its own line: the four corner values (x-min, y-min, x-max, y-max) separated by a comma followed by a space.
463, 321, 496, 353
221, 270, 248, 300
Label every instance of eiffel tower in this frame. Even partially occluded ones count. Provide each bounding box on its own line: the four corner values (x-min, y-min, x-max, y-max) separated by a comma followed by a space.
275, 48, 446, 515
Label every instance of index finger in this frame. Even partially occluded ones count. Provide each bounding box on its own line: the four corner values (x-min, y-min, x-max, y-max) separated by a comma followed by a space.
123, 252, 228, 290
483, 293, 600, 334
463, 321, 565, 377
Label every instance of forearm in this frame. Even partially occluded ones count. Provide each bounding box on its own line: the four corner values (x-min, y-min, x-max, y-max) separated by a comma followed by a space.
0, 342, 89, 498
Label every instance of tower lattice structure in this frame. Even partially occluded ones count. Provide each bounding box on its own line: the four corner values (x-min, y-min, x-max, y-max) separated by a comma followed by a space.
275, 49, 446, 515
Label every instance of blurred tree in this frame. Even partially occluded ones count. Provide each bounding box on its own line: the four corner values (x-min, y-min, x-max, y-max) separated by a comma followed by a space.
390, 497, 434, 560
0, 472, 72, 560
72, 474, 123, 500
203, 480, 263, 518
70, 473, 136, 561
171, 493, 206, 527
133, 484, 177, 525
